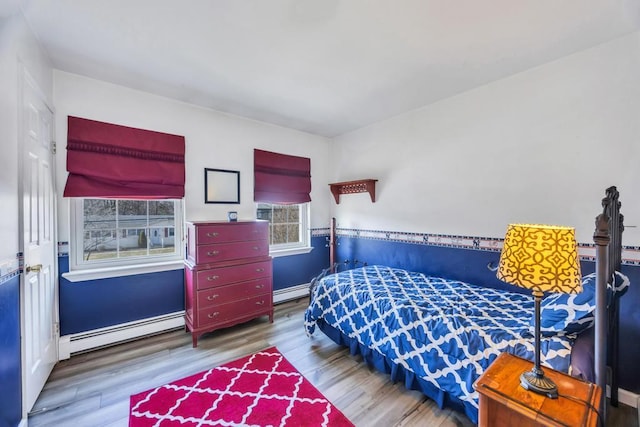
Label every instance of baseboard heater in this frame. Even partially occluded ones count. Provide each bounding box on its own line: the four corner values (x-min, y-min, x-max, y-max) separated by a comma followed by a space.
58, 311, 185, 359
59, 285, 311, 359
273, 283, 310, 304
606, 385, 640, 410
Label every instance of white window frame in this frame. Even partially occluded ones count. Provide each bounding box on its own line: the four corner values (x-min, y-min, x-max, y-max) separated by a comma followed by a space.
63, 198, 184, 282
257, 202, 312, 258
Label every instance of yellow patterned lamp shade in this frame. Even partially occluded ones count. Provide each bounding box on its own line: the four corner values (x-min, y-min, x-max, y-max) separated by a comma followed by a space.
498, 224, 582, 294
497, 223, 582, 398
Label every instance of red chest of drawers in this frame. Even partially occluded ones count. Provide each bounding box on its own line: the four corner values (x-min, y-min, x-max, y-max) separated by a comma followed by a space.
184, 220, 273, 347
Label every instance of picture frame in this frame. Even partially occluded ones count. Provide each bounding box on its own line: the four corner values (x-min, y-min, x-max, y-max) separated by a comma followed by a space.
204, 168, 240, 204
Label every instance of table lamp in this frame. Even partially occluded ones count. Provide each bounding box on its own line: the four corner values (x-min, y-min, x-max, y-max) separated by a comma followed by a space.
497, 224, 582, 398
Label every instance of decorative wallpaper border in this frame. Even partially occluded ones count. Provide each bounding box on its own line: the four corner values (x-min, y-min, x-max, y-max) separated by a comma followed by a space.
338, 228, 503, 252
58, 241, 69, 257
311, 228, 330, 237
336, 228, 640, 266
55, 228, 640, 266
0, 255, 21, 285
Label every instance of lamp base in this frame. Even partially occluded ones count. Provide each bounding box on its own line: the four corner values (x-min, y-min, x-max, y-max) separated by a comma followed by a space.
520, 369, 558, 399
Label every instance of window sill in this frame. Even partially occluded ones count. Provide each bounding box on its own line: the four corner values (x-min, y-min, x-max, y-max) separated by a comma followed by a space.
62, 260, 184, 282
269, 246, 314, 258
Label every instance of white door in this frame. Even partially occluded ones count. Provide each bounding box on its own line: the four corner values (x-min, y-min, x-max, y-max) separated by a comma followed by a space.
20, 67, 58, 414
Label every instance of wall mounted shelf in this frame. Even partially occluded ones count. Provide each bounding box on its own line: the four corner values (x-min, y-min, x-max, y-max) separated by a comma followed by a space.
329, 179, 378, 204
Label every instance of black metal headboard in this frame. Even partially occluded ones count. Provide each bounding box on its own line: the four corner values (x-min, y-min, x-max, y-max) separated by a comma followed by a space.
593, 185, 624, 410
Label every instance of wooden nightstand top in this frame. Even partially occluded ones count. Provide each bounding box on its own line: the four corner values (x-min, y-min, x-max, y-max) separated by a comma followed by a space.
475, 352, 601, 427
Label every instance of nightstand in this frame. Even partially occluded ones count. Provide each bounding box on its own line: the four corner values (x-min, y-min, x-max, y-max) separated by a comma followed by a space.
475, 352, 601, 427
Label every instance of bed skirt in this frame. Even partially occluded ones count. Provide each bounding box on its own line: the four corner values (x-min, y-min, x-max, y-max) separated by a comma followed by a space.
316, 318, 479, 424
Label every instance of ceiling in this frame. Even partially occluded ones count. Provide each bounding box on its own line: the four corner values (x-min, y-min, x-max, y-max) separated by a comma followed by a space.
15, 0, 640, 137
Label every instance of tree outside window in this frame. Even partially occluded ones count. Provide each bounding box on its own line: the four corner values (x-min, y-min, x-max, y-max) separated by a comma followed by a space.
257, 203, 308, 248
78, 199, 180, 265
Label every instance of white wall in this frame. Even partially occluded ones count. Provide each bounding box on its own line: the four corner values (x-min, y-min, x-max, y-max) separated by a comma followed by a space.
53, 71, 332, 241
331, 32, 640, 246
0, 13, 52, 264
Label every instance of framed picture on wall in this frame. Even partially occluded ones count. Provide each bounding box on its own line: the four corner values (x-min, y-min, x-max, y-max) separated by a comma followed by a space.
204, 168, 240, 204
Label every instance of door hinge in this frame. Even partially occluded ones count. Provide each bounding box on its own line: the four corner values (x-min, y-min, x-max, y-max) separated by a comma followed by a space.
51, 141, 57, 154
54, 322, 60, 335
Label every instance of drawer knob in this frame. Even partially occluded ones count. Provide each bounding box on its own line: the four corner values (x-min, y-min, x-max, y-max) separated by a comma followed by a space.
207, 275, 219, 281
253, 246, 259, 250
207, 250, 220, 256
255, 300, 265, 306
208, 312, 219, 319
207, 294, 219, 301
256, 268, 264, 272
255, 284, 264, 289
206, 232, 219, 237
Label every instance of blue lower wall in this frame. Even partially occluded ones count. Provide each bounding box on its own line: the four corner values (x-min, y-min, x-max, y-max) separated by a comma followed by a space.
0, 274, 21, 427
337, 236, 521, 293
616, 263, 640, 394
58, 236, 329, 335
58, 257, 185, 335
272, 235, 330, 290
337, 235, 640, 394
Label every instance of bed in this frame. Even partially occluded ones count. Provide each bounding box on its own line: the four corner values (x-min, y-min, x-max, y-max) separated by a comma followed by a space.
304, 186, 628, 423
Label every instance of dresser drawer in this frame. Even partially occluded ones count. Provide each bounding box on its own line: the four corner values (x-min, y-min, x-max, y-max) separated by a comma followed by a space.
198, 279, 271, 308
196, 260, 272, 289
198, 294, 271, 326
195, 240, 268, 264
195, 222, 267, 244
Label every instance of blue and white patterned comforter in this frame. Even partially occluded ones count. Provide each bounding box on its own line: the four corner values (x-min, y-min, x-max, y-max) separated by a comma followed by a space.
304, 265, 573, 412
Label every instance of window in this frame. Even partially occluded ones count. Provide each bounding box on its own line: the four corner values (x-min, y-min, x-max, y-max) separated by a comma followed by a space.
256, 203, 310, 255
71, 198, 183, 271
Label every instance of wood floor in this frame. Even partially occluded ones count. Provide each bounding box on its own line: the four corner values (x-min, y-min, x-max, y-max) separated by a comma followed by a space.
30, 299, 638, 427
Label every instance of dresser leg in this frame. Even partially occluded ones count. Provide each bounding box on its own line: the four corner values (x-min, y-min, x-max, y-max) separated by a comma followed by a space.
192, 333, 198, 348
269, 310, 274, 323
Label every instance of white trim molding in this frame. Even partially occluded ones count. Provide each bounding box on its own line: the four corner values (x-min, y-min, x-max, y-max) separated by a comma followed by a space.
618, 387, 640, 409
273, 283, 310, 304
62, 260, 184, 282
606, 385, 640, 409
58, 311, 185, 359
269, 246, 314, 258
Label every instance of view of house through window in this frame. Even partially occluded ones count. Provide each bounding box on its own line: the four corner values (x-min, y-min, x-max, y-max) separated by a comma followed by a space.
256, 203, 308, 248
80, 199, 180, 263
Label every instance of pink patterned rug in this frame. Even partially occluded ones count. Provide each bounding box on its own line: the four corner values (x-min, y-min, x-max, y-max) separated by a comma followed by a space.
129, 346, 354, 426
